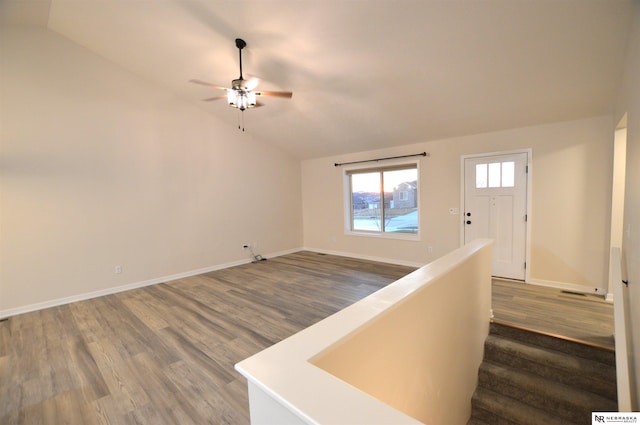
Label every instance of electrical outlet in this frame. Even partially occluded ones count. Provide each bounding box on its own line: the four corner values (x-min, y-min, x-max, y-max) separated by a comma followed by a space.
252, 241, 258, 249
115, 265, 122, 274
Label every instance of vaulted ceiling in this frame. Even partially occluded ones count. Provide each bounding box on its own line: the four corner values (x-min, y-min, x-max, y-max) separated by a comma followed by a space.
1, 0, 634, 159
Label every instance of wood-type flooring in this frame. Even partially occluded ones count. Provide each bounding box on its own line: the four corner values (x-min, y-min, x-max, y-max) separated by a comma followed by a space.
0, 251, 614, 424
0, 252, 413, 425
492, 278, 614, 349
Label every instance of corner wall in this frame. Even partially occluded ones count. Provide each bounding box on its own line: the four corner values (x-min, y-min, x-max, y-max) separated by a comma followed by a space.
302, 116, 613, 293
614, 0, 640, 409
0, 27, 303, 315
236, 239, 493, 425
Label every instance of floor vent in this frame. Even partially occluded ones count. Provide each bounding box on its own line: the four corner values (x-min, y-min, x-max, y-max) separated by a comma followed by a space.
561, 290, 587, 296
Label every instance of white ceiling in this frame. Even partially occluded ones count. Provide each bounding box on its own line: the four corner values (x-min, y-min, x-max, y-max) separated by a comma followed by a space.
2, 0, 634, 159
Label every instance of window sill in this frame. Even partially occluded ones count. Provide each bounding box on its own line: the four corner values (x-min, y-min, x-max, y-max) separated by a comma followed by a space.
346, 230, 420, 241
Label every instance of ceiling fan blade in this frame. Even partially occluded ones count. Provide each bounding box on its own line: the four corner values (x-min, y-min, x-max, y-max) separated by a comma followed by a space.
255, 90, 293, 98
189, 79, 228, 90
202, 95, 227, 102
245, 76, 261, 91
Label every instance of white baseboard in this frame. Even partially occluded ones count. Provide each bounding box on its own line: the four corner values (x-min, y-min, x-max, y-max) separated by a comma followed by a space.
526, 278, 606, 296
0, 247, 303, 320
302, 246, 424, 268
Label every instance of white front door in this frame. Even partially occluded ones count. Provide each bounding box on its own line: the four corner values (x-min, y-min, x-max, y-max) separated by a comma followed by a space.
464, 152, 528, 280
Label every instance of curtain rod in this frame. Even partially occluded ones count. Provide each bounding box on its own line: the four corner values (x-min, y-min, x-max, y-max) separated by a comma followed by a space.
334, 152, 429, 167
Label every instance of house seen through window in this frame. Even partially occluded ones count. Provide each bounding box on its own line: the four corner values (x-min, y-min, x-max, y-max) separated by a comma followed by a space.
347, 164, 419, 235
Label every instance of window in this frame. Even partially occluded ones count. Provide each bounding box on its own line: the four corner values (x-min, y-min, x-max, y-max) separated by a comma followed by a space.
346, 163, 419, 236
475, 161, 515, 189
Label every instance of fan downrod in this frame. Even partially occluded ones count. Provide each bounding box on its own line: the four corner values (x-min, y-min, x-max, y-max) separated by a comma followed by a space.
235, 38, 247, 80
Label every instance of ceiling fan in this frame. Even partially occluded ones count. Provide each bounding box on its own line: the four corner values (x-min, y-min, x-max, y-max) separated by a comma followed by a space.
189, 38, 293, 114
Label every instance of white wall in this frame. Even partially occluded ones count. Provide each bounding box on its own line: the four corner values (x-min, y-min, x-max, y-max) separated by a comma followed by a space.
237, 240, 492, 425
614, 0, 640, 409
302, 116, 613, 292
0, 27, 303, 315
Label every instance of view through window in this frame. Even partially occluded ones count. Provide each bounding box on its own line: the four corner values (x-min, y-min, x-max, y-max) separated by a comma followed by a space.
347, 164, 418, 234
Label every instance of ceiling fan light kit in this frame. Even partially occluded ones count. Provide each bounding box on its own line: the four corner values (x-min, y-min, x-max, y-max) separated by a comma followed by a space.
189, 38, 293, 129
227, 89, 257, 110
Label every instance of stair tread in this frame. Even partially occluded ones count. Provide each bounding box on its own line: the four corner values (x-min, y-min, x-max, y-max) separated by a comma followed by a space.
484, 333, 617, 400
479, 360, 617, 416
471, 387, 575, 425
466, 417, 493, 425
490, 321, 615, 365
470, 325, 620, 424
485, 334, 615, 379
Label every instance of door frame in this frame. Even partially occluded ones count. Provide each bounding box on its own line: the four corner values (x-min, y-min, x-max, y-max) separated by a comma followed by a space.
459, 148, 533, 282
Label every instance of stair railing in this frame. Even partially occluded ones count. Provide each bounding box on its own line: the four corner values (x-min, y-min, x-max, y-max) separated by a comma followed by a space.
611, 246, 633, 411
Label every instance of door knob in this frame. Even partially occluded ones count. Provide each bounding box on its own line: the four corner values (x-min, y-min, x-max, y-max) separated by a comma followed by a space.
466, 220, 472, 225
466, 212, 471, 217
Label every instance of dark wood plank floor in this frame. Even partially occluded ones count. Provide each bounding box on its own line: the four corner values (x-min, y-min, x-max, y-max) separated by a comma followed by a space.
0, 251, 414, 425
0, 252, 614, 424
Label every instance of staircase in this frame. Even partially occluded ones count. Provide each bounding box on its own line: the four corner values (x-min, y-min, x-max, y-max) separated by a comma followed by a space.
468, 321, 617, 425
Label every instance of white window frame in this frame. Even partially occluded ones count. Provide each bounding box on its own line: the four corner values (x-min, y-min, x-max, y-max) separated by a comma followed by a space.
343, 161, 420, 241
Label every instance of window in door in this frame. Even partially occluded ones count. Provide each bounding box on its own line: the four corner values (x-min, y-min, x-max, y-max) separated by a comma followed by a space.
475, 161, 515, 189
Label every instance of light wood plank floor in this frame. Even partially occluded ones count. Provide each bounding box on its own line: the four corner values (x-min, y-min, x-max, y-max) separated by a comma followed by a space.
0, 252, 614, 424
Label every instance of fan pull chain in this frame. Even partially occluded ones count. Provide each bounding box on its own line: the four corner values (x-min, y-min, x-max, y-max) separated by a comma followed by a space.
237, 109, 246, 132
